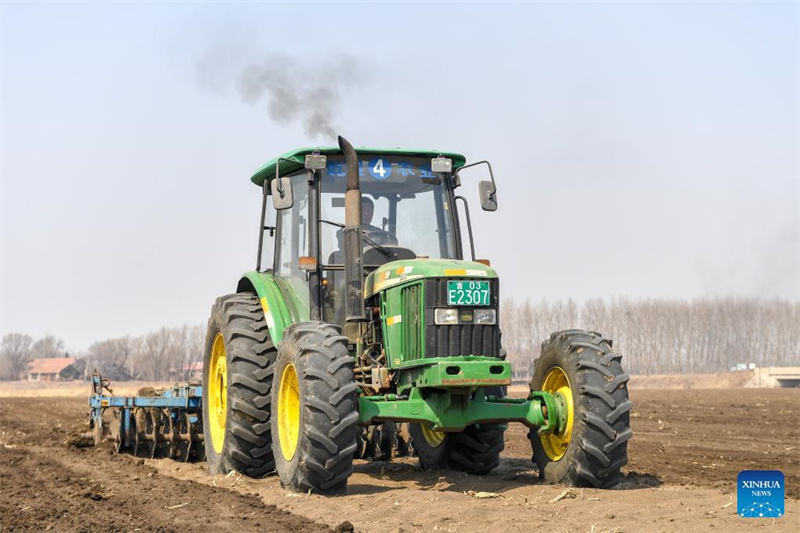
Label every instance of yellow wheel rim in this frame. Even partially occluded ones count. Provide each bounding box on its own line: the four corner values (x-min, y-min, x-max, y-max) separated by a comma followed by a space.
277, 363, 301, 461
420, 424, 446, 448
540, 366, 574, 461
208, 333, 228, 454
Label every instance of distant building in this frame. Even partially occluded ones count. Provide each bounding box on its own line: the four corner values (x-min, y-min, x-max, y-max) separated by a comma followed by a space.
59, 359, 88, 380
27, 357, 77, 381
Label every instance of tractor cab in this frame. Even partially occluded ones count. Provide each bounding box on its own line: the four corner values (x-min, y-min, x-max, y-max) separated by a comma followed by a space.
249, 146, 497, 326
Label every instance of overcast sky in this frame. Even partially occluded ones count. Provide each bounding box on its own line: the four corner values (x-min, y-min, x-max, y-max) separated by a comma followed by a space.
1, 1, 798, 352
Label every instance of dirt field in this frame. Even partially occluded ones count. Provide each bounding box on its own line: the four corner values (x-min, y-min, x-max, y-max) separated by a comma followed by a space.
1, 388, 798, 532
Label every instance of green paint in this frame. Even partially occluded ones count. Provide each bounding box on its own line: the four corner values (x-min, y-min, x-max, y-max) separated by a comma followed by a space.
371, 259, 498, 370
250, 146, 467, 186
273, 276, 311, 323
238, 271, 309, 344
394, 357, 511, 393
365, 258, 497, 298
358, 389, 561, 432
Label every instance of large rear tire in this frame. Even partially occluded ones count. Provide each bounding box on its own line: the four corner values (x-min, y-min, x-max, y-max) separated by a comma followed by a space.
411, 422, 505, 475
410, 423, 450, 470
271, 322, 359, 494
203, 293, 276, 477
529, 329, 632, 488
448, 424, 505, 475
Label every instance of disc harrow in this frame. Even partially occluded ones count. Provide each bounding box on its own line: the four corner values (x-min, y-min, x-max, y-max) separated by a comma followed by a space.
88, 372, 205, 462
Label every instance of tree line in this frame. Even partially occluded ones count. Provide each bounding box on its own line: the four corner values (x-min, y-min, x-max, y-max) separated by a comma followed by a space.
0, 333, 68, 380
0, 325, 205, 381
3, 296, 798, 381
501, 296, 800, 378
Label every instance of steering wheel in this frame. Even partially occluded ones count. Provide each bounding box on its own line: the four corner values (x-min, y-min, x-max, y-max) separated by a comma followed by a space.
365, 228, 398, 246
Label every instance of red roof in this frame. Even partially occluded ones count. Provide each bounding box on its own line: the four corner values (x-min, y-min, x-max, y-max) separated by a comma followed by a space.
181, 362, 203, 372
27, 357, 76, 375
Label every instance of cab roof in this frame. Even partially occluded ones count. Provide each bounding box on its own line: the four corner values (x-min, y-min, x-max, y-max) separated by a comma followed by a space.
250, 146, 467, 186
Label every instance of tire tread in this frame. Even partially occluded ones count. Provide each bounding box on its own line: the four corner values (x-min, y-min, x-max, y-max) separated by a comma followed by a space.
529, 329, 631, 488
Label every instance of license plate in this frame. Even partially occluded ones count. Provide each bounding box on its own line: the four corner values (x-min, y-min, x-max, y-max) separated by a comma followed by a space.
447, 280, 491, 306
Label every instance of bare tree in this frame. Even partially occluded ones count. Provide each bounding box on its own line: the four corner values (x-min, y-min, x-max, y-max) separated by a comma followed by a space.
1, 333, 34, 380
87, 336, 136, 380
502, 297, 800, 378
163, 324, 203, 381
127, 324, 205, 381
31, 334, 66, 359
1, 325, 207, 382
135, 328, 174, 381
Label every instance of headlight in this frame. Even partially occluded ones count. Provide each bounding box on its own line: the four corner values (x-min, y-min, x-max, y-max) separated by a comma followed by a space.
435, 308, 496, 325
434, 308, 459, 325
474, 309, 497, 325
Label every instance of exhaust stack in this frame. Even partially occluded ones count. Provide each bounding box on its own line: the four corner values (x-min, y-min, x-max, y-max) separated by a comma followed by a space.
339, 135, 366, 322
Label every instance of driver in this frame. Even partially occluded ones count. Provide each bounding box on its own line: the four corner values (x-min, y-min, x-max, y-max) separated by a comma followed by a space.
360, 197, 397, 245
327, 196, 398, 324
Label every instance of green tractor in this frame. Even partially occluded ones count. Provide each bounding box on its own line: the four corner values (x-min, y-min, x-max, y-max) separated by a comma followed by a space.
202, 137, 631, 494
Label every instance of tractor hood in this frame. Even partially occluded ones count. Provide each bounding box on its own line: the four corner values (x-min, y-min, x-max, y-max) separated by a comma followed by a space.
364, 259, 498, 298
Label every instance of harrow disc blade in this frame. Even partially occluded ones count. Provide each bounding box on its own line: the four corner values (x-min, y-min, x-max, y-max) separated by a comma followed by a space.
133, 408, 156, 459
177, 413, 193, 462
187, 414, 204, 462
146, 410, 157, 459
175, 441, 190, 462
114, 417, 125, 453
155, 408, 174, 459
192, 440, 206, 462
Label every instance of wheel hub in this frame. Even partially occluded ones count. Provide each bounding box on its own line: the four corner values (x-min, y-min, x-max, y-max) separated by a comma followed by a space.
208, 333, 227, 454
420, 424, 446, 448
539, 366, 574, 461
277, 363, 301, 460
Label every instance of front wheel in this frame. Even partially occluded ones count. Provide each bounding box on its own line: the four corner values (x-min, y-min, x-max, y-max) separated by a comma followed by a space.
271, 322, 359, 494
529, 330, 632, 488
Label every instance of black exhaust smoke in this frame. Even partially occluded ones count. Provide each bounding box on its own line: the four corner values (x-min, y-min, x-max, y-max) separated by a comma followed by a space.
338, 135, 366, 322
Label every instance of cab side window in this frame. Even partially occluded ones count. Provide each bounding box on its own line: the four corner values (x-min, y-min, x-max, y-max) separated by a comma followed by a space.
259, 194, 276, 272
274, 173, 309, 278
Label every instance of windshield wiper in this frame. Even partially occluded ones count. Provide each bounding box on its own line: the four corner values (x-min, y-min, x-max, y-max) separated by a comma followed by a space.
319, 219, 391, 256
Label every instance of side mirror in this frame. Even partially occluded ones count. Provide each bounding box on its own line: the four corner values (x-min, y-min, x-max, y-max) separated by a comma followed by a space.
455, 160, 497, 210
271, 178, 294, 210
479, 180, 497, 211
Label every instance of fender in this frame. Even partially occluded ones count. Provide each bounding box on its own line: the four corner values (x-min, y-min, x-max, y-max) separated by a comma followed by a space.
237, 271, 309, 345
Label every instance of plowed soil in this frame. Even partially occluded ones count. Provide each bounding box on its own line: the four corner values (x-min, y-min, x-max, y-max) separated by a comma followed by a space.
1, 388, 798, 533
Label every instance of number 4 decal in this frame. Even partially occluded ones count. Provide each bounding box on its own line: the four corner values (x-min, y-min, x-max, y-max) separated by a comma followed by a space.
368, 158, 392, 180
373, 159, 385, 177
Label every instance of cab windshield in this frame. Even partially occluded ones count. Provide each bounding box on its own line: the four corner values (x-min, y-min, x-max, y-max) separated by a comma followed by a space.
320, 155, 457, 265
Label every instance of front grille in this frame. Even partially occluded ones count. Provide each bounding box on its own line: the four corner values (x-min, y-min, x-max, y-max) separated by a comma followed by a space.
424, 278, 501, 358
402, 284, 423, 361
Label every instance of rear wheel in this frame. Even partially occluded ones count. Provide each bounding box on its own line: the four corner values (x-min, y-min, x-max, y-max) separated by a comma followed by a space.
203, 293, 276, 477
271, 322, 359, 494
411, 422, 504, 475
410, 423, 449, 470
448, 424, 505, 475
529, 330, 631, 488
